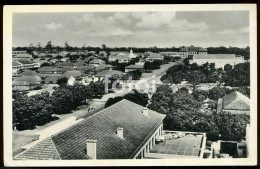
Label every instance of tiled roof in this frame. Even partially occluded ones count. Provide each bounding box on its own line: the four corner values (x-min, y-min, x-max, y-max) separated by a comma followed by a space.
95, 64, 113, 70
52, 99, 165, 159
16, 75, 42, 83
95, 70, 124, 77
12, 81, 30, 86
109, 55, 131, 60
89, 59, 105, 64
147, 54, 164, 59
18, 70, 39, 76
54, 62, 75, 67
38, 66, 57, 72
125, 64, 144, 69
16, 59, 34, 65
14, 137, 60, 160
12, 61, 21, 66
45, 75, 62, 84
222, 91, 250, 110
193, 54, 238, 60
14, 99, 165, 160
13, 54, 33, 58
62, 70, 82, 78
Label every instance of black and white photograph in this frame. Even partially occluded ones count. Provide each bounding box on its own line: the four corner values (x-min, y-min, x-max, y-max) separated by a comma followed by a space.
3, 4, 257, 166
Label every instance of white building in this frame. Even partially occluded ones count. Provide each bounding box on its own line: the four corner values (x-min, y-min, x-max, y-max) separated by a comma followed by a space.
191, 54, 245, 68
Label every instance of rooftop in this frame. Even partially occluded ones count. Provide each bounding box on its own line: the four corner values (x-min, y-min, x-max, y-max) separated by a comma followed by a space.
125, 64, 144, 69
217, 91, 250, 114
95, 70, 124, 77
147, 131, 205, 158
14, 99, 166, 160
193, 54, 241, 60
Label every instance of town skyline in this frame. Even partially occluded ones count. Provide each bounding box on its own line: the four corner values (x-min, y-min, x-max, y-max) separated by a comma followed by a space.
13, 11, 249, 48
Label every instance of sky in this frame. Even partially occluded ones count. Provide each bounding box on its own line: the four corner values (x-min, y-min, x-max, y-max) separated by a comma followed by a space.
12, 11, 249, 48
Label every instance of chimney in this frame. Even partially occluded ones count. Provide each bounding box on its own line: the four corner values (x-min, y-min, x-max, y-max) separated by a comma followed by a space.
86, 139, 97, 159
117, 127, 123, 139
143, 107, 148, 117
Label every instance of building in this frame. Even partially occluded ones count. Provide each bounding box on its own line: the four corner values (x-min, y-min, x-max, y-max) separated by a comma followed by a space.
191, 54, 245, 68
179, 46, 207, 58
95, 70, 124, 81
160, 52, 181, 58
95, 64, 114, 72
89, 59, 105, 68
12, 60, 39, 70
44, 75, 62, 84
145, 54, 164, 62
15, 75, 42, 85
217, 91, 250, 115
38, 66, 58, 74
145, 130, 206, 159
67, 76, 76, 86
62, 70, 82, 79
14, 99, 165, 160
109, 54, 131, 63
13, 53, 33, 60
12, 50, 27, 55
12, 81, 30, 91
125, 64, 144, 73
128, 49, 137, 58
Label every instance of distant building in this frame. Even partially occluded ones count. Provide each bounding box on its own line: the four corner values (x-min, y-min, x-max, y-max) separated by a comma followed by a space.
62, 70, 82, 79
14, 99, 165, 160
89, 59, 105, 68
38, 66, 58, 74
67, 76, 76, 86
12, 51, 27, 55
145, 53, 164, 62
12, 81, 30, 91
109, 50, 136, 63
95, 70, 124, 81
179, 46, 207, 58
191, 54, 245, 68
95, 64, 114, 72
12, 59, 39, 70
125, 64, 144, 73
13, 53, 33, 60
160, 52, 181, 58
217, 91, 250, 115
109, 54, 131, 63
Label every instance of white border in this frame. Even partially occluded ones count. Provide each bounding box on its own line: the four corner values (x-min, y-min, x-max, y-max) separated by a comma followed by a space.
3, 4, 257, 166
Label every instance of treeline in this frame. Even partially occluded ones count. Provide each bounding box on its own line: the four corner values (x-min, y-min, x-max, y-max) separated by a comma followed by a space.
207, 46, 250, 60
105, 89, 148, 108
148, 85, 250, 141
13, 81, 106, 131
14, 45, 250, 59
161, 62, 250, 89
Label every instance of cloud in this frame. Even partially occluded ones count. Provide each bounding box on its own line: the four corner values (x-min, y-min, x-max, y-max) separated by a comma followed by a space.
43, 22, 62, 30
216, 26, 249, 35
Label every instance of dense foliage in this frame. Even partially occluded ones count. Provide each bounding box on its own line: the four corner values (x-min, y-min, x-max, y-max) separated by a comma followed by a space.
105, 89, 148, 108
13, 82, 106, 130
161, 62, 250, 89
148, 85, 250, 141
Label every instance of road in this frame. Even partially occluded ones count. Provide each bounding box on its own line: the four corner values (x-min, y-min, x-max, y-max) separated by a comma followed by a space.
12, 61, 179, 154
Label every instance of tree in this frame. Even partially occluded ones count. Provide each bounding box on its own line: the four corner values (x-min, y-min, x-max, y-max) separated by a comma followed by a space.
105, 90, 149, 108
57, 77, 68, 86
124, 90, 148, 107
187, 70, 205, 91
215, 113, 249, 141
208, 87, 233, 100
128, 70, 142, 80
101, 44, 106, 50
224, 64, 232, 72
45, 41, 52, 51
105, 96, 124, 108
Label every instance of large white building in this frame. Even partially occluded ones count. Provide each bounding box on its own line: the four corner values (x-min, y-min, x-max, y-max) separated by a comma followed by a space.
190, 54, 245, 68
